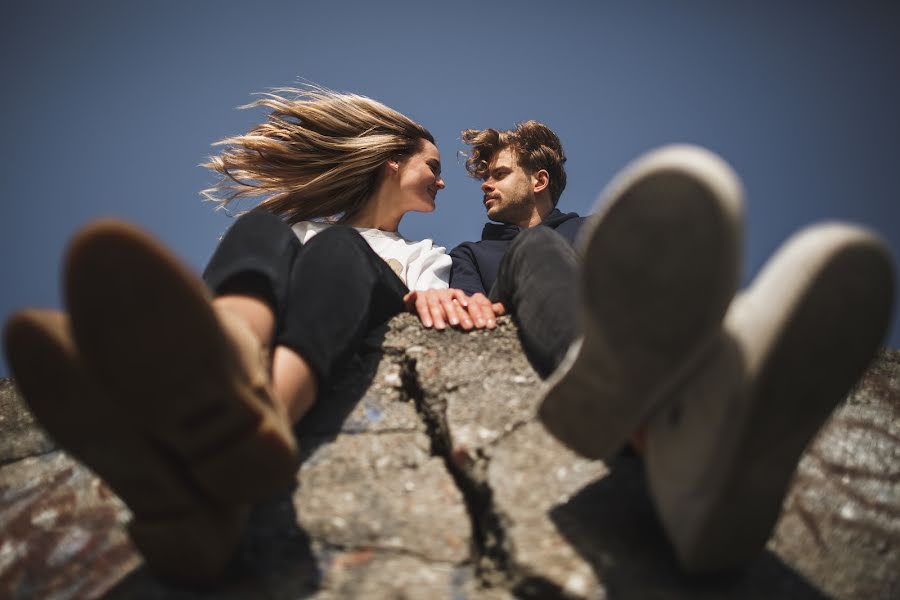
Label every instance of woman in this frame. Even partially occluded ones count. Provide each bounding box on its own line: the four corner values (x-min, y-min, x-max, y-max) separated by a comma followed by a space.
3, 87, 496, 581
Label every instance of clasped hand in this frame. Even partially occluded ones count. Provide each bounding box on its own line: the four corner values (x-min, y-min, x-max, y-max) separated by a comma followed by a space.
403, 289, 506, 331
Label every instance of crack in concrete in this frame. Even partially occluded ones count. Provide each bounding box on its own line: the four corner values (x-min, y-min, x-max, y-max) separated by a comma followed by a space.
485, 414, 533, 451
0, 445, 60, 468
396, 350, 569, 597
396, 353, 513, 590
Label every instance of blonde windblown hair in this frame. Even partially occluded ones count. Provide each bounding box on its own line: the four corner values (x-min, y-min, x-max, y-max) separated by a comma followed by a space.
202, 86, 434, 223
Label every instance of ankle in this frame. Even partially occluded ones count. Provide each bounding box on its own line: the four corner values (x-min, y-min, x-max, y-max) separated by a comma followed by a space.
272, 346, 318, 424
213, 295, 275, 348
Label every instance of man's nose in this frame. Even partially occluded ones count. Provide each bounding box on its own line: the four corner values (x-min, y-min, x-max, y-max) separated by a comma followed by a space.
481, 180, 492, 193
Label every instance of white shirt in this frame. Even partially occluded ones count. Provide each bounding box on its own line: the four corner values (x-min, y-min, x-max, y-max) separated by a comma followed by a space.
291, 221, 451, 291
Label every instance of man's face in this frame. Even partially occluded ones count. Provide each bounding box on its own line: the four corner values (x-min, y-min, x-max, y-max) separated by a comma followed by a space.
480, 147, 536, 224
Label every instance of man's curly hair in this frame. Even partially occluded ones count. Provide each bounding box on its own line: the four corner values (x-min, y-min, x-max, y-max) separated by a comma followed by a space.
461, 120, 567, 206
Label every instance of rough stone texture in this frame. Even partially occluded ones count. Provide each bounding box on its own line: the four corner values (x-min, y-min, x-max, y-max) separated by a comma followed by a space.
1, 313, 898, 598
0, 452, 139, 598
771, 350, 900, 600
487, 423, 607, 597
293, 430, 470, 562
0, 379, 55, 465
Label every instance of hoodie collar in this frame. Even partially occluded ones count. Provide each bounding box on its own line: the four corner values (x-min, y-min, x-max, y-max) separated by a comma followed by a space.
480, 208, 579, 241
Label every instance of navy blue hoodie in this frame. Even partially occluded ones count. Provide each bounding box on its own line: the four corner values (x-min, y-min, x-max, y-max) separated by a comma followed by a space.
449, 208, 587, 296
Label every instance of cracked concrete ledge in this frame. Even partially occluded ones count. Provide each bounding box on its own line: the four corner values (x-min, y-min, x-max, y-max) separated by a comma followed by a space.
1, 314, 898, 599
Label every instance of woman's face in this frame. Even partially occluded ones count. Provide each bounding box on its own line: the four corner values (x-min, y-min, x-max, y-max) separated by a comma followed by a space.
395, 140, 445, 214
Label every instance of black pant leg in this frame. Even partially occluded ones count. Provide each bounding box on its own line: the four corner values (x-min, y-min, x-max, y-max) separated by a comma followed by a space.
490, 227, 580, 378
276, 226, 408, 386
202, 210, 301, 334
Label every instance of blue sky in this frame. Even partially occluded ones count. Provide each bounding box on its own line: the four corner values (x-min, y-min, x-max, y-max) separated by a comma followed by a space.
2, 1, 899, 378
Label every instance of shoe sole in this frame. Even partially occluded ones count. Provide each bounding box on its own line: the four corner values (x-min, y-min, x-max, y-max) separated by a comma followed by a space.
64, 220, 299, 505
3, 309, 246, 580
540, 145, 743, 460
648, 224, 895, 571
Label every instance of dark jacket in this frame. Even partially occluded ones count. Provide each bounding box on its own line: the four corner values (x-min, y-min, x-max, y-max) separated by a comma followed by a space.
449, 208, 588, 295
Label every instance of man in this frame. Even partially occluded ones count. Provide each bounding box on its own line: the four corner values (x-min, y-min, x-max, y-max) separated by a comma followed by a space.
450, 121, 588, 377
450, 121, 895, 572
449, 120, 584, 297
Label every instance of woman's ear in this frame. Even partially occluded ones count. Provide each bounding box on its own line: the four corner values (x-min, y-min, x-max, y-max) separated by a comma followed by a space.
387, 158, 400, 173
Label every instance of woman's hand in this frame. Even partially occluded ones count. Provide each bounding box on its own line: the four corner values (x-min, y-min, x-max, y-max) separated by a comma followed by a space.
404, 289, 506, 331
404, 288, 471, 330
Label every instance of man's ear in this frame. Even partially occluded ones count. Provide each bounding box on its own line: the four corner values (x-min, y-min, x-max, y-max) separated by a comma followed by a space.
532, 169, 550, 194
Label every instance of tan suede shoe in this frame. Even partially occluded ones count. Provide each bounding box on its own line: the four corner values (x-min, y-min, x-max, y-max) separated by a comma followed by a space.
3, 309, 247, 581
63, 219, 300, 505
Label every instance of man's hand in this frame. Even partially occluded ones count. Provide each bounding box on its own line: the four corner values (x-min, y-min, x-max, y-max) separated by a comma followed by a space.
466, 292, 506, 329
403, 289, 506, 331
